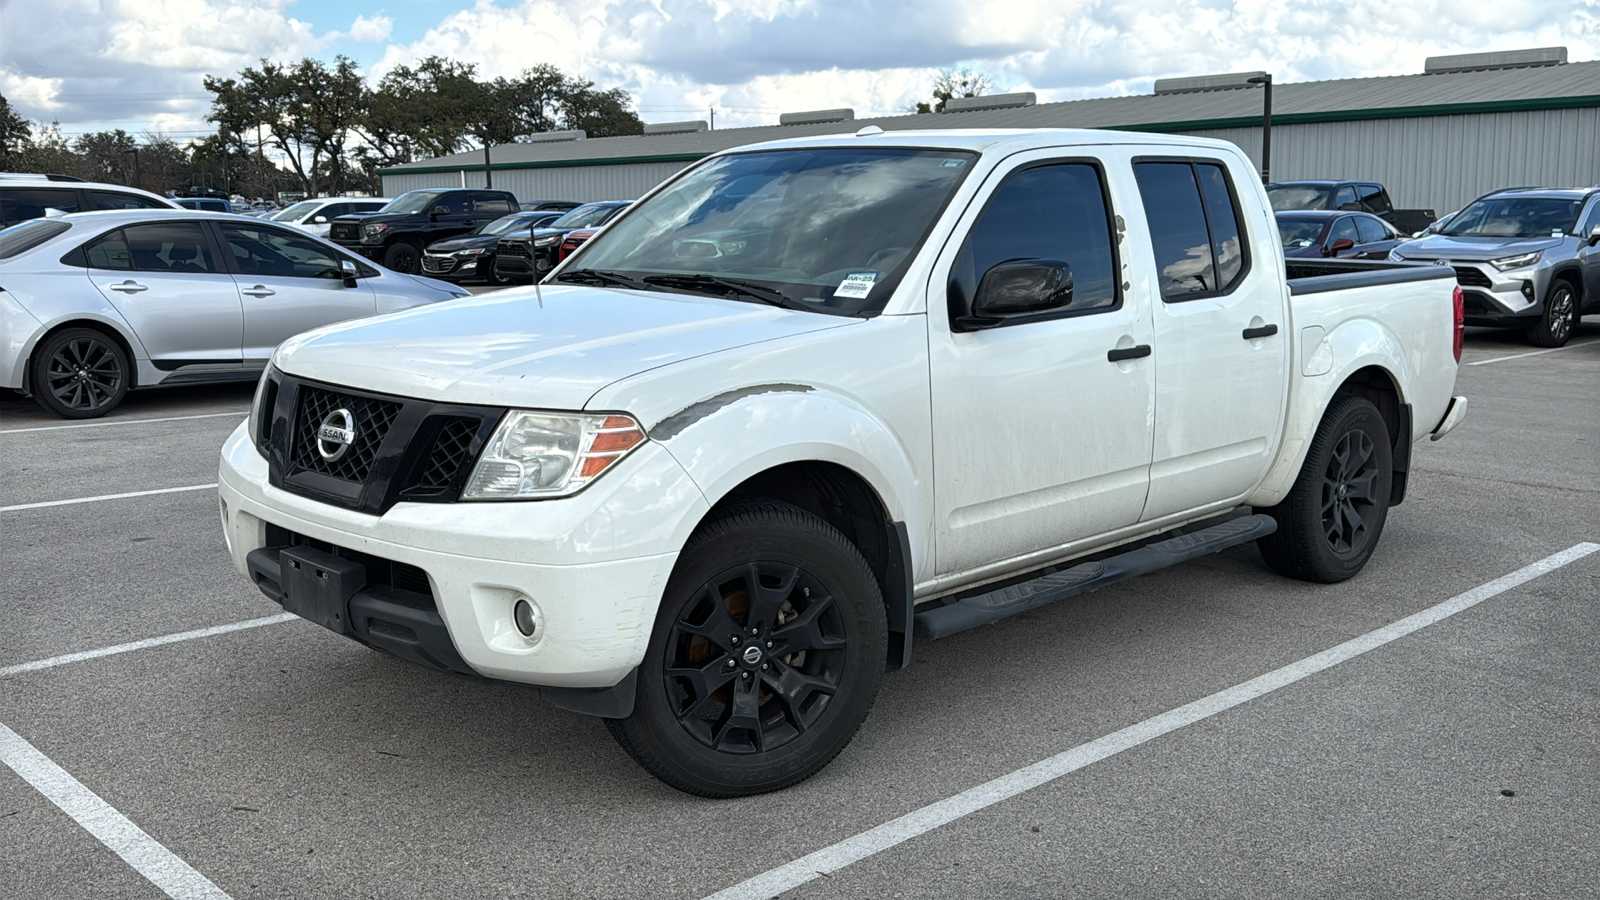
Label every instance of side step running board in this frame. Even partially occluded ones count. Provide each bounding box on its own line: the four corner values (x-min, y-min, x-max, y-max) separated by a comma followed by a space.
913, 513, 1278, 641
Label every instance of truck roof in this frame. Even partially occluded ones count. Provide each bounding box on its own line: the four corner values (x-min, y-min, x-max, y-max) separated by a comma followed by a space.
720, 127, 1247, 158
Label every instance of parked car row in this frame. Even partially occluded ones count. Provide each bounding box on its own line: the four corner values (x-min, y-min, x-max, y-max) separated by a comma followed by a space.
1271, 179, 1600, 347
0, 208, 470, 417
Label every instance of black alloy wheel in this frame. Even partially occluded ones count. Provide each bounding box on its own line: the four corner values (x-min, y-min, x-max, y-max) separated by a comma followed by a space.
664, 560, 847, 754
607, 500, 886, 797
1321, 429, 1380, 555
1257, 394, 1392, 583
485, 253, 512, 286
1526, 281, 1577, 348
30, 328, 130, 419
383, 241, 420, 274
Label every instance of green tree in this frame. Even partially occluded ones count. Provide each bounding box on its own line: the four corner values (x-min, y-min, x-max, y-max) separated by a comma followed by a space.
914, 67, 994, 114
17, 120, 77, 175
0, 92, 32, 169
73, 129, 139, 185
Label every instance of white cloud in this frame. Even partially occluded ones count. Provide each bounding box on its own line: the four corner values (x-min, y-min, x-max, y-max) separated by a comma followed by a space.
348, 14, 394, 43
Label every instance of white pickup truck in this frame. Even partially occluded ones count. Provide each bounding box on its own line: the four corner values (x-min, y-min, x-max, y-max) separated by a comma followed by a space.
218, 129, 1467, 797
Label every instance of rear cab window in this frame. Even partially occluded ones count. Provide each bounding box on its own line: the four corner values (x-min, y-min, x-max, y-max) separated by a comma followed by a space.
1133, 160, 1250, 300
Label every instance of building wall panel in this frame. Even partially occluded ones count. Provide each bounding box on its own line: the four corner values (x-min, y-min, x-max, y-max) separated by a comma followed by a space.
1179, 108, 1600, 213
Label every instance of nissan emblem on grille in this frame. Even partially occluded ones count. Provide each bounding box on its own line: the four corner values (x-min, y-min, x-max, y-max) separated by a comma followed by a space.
316, 409, 357, 461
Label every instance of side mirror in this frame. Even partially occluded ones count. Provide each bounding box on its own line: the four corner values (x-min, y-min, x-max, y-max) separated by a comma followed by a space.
312, 215, 327, 224
430, 205, 449, 220
956, 259, 1074, 330
1588, 225, 1600, 247
1326, 238, 1356, 257
340, 259, 358, 287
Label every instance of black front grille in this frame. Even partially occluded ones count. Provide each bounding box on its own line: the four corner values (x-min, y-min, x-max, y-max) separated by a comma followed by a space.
413, 418, 479, 495
1453, 266, 1493, 288
292, 387, 402, 482
329, 222, 362, 243
500, 241, 530, 258
422, 254, 458, 274
261, 375, 505, 514
264, 523, 435, 604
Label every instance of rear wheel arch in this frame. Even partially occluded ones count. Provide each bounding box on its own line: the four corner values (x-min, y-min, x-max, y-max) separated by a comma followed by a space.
26, 318, 141, 392
1330, 365, 1408, 506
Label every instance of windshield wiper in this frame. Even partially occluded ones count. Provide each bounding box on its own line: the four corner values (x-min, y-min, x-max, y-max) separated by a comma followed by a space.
554, 269, 652, 290
640, 273, 810, 311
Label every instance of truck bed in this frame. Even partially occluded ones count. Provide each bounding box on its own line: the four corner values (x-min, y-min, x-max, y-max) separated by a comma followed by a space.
1286, 257, 1456, 295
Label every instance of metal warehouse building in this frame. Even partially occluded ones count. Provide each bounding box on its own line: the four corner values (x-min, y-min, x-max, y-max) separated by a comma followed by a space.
380, 47, 1600, 215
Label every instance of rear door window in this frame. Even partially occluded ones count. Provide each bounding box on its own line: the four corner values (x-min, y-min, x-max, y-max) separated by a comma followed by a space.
121, 222, 219, 272
472, 193, 514, 216
1134, 160, 1250, 300
81, 229, 133, 269
1354, 215, 1389, 244
1358, 184, 1391, 214
1, 188, 82, 226
1333, 185, 1359, 210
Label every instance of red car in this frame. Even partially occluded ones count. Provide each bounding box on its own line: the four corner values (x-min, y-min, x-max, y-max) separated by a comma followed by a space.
557, 228, 597, 263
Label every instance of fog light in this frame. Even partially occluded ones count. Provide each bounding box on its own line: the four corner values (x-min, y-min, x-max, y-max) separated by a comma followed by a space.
513, 598, 538, 638
1521, 281, 1535, 301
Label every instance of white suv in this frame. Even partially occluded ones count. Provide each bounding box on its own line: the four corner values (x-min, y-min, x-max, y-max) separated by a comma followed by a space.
268, 197, 391, 237
0, 174, 177, 227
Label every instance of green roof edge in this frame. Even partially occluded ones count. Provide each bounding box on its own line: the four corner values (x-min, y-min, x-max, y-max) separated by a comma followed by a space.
378, 94, 1600, 176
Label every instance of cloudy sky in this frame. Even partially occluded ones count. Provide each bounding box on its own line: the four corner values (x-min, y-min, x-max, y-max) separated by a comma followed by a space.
1, 0, 1596, 145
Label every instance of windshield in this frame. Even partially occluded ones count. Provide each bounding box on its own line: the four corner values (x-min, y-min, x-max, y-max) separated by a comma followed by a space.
478, 214, 539, 236
270, 200, 321, 222
1276, 218, 1326, 248
381, 190, 445, 215
1441, 196, 1582, 238
1266, 185, 1333, 212
569, 147, 978, 315
553, 204, 623, 228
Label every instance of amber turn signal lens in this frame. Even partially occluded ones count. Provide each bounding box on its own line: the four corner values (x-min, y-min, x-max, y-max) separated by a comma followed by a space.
589, 430, 643, 453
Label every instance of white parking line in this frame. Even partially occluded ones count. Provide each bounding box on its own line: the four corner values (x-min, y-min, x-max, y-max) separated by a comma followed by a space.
0, 410, 247, 434
703, 542, 1600, 900
0, 614, 297, 679
1467, 338, 1599, 366
1, 483, 218, 513
0, 721, 234, 900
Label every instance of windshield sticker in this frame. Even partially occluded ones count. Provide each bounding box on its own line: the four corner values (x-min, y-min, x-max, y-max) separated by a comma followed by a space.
834, 271, 878, 299
940, 158, 967, 168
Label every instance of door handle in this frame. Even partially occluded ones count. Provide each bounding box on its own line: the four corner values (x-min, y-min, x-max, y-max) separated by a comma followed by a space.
1242, 324, 1279, 340
241, 286, 276, 297
1107, 344, 1152, 362
108, 280, 147, 293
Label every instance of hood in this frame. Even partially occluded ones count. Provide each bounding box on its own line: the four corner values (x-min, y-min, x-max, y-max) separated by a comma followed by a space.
273, 284, 858, 408
333, 211, 402, 225
1396, 234, 1566, 261
427, 232, 498, 253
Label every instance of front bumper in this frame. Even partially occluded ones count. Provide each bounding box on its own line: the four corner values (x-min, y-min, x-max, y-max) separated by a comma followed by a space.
218, 422, 708, 688
1436, 260, 1547, 326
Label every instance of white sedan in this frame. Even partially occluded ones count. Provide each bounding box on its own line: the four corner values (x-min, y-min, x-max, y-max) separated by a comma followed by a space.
0, 209, 470, 418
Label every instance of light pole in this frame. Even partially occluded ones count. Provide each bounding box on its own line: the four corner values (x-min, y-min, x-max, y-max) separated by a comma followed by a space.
1246, 73, 1273, 183
122, 147, 142, 190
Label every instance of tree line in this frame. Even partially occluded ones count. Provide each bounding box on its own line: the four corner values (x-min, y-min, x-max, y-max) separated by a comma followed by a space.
0, 55, 644, 198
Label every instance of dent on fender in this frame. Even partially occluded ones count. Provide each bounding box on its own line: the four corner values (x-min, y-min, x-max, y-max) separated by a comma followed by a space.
649, 383, 815, 441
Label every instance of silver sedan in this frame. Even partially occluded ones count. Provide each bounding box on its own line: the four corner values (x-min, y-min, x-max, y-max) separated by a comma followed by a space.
0, 209, 472, 418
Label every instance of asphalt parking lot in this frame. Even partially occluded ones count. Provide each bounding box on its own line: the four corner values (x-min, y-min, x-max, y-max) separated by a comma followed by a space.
3, 320, 1598, 900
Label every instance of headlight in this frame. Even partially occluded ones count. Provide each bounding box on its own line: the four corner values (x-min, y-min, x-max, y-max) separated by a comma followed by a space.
454, 248, 486, 256
461, 411, 646, 500
1488, 251, 1541, 271
533, 234, 561, 247
249, 365, 280, 449
363, 223, 389, 239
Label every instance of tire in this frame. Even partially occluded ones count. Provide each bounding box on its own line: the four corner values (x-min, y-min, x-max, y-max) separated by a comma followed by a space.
485, 254, 512, 286
606, 500, 887, 797
1525, 280, 1578, 348
382, 241, 421, 274
1257, 395, 1393, 583
29, 327, 130, 419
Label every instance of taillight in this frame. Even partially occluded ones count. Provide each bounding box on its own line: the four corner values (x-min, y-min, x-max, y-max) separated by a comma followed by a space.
1452, 285, 1464, 363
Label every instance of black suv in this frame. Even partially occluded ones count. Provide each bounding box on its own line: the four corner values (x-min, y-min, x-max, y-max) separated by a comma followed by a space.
1266, 180, 1436, 234
493, 200, 631, 283
328, 188, 518, 274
